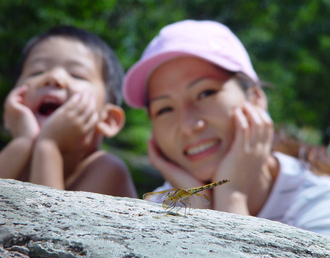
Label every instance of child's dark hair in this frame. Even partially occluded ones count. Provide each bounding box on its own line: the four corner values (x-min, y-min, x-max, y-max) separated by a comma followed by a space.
15, 25, 124, 105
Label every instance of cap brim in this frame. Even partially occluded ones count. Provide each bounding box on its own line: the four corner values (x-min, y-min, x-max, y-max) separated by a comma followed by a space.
123, 50, 242, 108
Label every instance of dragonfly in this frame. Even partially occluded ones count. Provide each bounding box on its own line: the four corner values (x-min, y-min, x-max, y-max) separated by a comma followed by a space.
143, 179, 230, 215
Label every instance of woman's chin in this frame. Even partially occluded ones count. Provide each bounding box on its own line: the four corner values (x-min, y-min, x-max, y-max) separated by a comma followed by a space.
189, 166, 216, 183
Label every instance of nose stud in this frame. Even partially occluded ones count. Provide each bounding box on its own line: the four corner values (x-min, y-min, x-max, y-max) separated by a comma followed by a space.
197, 119, 205, 128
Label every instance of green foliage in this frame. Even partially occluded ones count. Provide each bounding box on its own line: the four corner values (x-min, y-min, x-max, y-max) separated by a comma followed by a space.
0, 0, 329, 192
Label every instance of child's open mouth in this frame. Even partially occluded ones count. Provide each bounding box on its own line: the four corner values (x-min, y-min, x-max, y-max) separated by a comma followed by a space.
38, 98, 63, 116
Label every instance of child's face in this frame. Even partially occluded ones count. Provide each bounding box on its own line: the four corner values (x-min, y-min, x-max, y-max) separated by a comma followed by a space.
15, 36, 106, 127
148, 57, 247, 182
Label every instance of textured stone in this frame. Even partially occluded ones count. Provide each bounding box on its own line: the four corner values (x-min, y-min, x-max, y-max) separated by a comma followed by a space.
1, 178, 330, 257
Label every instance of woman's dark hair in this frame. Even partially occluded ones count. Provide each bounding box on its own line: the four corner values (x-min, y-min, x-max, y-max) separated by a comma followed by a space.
16, 25, 124, 105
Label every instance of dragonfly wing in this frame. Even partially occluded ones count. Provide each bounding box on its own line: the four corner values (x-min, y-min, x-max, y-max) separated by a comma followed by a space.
143, 189, 177, 204
194, 193, 211, 205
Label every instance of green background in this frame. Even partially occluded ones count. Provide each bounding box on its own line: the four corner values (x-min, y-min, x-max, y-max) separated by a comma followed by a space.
1, 0, 329, 197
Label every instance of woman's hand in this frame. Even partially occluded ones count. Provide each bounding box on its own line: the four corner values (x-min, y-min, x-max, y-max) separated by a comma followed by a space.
3, 85, 40, 139
212, 101, 273, 214
148, 136, 211, 208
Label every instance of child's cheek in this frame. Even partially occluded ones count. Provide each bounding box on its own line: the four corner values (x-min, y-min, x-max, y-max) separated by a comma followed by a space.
23, 88, 37, 110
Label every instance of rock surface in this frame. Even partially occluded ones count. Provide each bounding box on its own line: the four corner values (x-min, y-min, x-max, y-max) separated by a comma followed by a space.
1, 179, 330, 257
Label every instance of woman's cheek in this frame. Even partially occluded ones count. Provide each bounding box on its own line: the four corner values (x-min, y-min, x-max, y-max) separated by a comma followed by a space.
154, 124, 176, 159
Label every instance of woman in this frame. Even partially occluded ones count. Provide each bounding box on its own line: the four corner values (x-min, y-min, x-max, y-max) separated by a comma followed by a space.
123, 20, 330, 235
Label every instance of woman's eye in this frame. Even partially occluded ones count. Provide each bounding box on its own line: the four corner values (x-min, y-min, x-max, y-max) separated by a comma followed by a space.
156, 107, 173, 116
199, 89, 217, 99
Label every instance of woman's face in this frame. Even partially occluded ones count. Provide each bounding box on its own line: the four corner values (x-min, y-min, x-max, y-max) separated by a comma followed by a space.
148, 57, 248, 182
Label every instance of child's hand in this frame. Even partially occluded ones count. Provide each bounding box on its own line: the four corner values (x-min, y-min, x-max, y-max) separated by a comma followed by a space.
212, 101, 273, 212
3, 85, 40, 139
148, 137, 211, 208
38, 92, 99, 154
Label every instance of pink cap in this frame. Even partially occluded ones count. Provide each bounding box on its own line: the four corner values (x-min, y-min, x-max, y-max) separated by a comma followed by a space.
123, 20, 258, 108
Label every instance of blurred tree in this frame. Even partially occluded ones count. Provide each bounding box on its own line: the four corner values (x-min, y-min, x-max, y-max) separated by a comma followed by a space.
0, 0, 329, 195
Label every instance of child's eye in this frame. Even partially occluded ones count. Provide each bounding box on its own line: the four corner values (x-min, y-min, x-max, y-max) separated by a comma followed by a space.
156, 107, 173, 116
199, 89, 217, 99
71, 74, 87, 80
29, 71, 44, 77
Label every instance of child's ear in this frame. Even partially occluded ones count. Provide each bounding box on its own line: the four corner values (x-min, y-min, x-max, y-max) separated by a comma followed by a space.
247, 87, 268, 110
97, 104, 125, 137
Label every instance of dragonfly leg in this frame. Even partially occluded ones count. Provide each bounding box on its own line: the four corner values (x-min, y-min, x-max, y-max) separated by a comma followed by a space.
177, 200, 187, 216
165, 200, 184, 215
186, 201, 191, 215
165, 200, 176, 212
176, 204, 183, 214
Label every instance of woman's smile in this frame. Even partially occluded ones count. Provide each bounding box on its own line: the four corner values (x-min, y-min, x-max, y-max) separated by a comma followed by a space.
184, 138, 221, 161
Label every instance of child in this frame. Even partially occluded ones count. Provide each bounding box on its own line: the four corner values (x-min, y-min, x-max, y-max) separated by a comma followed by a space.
123, 20, 330, 235
0, 26, 137, 198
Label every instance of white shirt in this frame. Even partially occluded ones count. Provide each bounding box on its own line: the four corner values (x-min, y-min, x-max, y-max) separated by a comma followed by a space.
258, 152, 330, 235
153, 152, 330, 236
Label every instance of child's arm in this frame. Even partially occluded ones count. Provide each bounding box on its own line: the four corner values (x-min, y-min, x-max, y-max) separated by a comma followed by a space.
0, 85, 40, 178
212, 101, 274, 215
29, 92, 99, 189
0, 137, 34, 178
66, 151, 137, 197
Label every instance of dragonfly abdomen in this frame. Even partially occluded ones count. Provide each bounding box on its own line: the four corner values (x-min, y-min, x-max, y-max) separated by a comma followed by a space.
188, 179, 230, 194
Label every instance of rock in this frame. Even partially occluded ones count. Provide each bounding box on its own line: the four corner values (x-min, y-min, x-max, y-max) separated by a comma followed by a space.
1, 179, 330, 257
